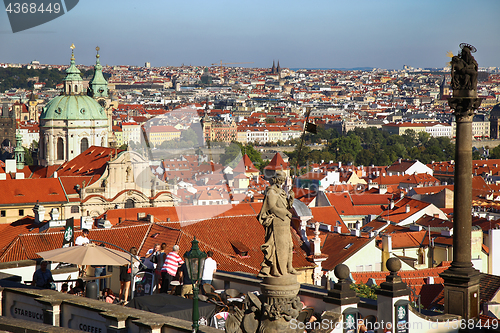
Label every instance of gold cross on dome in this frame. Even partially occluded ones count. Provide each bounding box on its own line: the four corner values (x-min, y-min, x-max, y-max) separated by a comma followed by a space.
70, 43, 75, 50
96, 46, 100, 52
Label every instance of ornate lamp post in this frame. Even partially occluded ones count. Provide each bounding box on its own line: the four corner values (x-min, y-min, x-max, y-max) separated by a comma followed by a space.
184, 237, 207, 333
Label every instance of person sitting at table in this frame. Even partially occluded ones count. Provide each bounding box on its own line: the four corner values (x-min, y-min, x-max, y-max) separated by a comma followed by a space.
68, 279, 85, 296
32, 260, 54, 289
103, 288, 118, 303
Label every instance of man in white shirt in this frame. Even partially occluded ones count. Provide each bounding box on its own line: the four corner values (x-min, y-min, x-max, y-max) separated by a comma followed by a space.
75, 229, 90, 246
75, 229, 90, 277
201, 251, 217, 287
143, 243, 160, 271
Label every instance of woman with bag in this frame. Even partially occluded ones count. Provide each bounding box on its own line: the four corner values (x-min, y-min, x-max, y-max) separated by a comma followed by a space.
118, 247, 139, 305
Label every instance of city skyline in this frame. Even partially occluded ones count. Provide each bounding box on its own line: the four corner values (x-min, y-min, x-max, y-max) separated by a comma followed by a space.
1, 0, 500, 69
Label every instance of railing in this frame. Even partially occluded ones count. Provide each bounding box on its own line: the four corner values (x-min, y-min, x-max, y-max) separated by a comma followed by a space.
24, 274, 112, 296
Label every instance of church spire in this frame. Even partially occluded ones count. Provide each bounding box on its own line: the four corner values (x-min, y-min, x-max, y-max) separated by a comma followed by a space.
15, 131, 24, 170
89, 46, 108, 98
64, 44, 83, 95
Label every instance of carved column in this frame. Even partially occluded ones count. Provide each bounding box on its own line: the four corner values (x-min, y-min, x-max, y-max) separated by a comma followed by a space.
259, 275, 302, 332
440, 66, 483, 319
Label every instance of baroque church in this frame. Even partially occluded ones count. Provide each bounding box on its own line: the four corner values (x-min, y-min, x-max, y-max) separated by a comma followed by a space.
38, 46, 112, 167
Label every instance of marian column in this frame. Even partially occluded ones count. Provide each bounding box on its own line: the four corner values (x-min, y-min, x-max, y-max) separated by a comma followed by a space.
440, 43, 482, 320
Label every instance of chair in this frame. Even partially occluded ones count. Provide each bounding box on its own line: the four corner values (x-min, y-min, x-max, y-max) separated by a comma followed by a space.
203, 283, 215, 295
296, 307, 315, 323
206, 292, 229, 312
224, 288, 241, 298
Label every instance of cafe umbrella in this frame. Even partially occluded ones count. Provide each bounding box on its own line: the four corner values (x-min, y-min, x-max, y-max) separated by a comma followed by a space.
36, 243, 132, 266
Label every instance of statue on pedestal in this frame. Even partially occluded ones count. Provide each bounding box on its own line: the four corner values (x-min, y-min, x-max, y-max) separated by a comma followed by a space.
257, 170, 298, 277
450, 43, 478, 91
226, 171, 303, 333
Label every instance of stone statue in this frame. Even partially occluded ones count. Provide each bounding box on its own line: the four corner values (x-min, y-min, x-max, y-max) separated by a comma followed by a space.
451, 43, 478, 91
126, 165, 132, 182
226, 171, 302, 332
257, 170, 297, 277
226, 293, 262, 333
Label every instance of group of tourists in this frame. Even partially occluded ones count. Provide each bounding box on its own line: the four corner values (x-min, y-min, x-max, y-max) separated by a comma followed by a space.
143, 242, 217, 297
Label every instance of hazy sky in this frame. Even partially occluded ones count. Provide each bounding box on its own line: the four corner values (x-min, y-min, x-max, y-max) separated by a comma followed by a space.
1, 0, 499, 69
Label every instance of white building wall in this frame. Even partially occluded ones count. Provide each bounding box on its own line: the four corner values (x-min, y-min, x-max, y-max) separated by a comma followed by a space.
489, 228, 500, 275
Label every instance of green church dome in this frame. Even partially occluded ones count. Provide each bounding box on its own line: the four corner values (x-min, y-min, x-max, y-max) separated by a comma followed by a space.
40, 45, 108, 122
40, 94, 107, 121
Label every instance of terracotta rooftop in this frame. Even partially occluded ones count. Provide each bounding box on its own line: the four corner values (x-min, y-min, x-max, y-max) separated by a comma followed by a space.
320, 233, 373, 271
0, 178, 67, 205
264, 152, 288, 171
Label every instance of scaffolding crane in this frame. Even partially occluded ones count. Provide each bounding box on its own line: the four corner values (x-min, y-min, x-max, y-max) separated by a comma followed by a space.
211, 61, 253, 81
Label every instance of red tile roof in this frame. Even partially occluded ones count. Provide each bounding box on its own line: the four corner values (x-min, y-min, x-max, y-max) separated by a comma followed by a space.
264, 153, 288, 171
56, 146, 124, 183
320, 233, 373, 271
0, 178, 67, 205
309, 207, 349, 233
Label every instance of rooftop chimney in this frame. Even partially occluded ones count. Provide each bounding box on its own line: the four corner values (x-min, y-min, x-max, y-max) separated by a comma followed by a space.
405, 204, 410, 213
33, 202, 46, 224
313, 222, 321, 256
49, 208, 59, 221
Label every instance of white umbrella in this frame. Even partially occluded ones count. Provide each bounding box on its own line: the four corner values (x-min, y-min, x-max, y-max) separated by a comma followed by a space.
37, 243, 133, 266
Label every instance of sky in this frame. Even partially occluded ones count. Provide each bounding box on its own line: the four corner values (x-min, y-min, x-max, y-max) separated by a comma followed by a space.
1, 0, 499, 69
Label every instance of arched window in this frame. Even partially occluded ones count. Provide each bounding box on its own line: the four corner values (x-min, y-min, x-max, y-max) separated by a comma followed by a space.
124, 199, 135, 208
81, 138, 89, 153
57, 138, 64, 160
74, 85, 78, 93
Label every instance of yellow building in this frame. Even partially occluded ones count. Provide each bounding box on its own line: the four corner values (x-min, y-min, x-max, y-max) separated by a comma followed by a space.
382, 122, 426, 135
147, 125, 181, 147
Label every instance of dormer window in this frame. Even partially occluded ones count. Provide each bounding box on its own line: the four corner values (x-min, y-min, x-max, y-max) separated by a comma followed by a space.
231, 240, 250, 258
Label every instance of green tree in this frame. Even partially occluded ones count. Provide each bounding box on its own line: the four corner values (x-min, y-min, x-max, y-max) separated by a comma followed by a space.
219, 142, 262, 168
23, 147, 33, 166
490, 145, 500, 159
180, 128, 199, 146
350, 283, 379, 300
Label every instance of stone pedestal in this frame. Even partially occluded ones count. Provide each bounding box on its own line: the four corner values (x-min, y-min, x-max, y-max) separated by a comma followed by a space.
440, 89, 482, 320
259, 275, 302, 333
376, 258, 410, 332
323, 264, 359, 313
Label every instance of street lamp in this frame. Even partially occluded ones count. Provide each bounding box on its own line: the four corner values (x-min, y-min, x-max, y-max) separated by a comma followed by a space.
184, 237, 207, 333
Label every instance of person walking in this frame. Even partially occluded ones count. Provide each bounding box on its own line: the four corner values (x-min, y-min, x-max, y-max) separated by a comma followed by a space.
201, 251, 217, 287
160, 245, 183, 293
119, 247, 139, 305
154, 243, 167, 293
